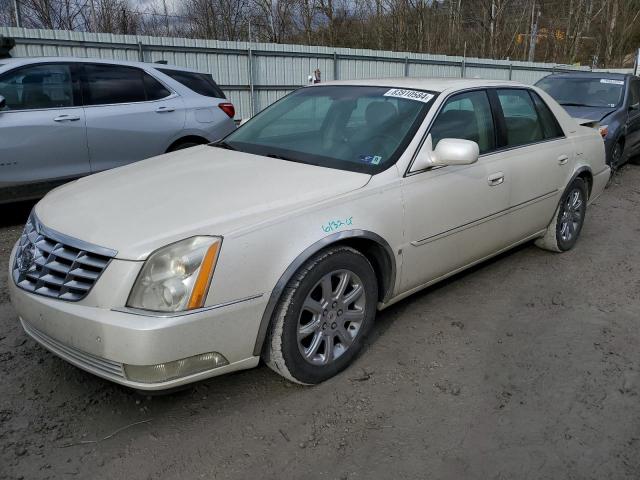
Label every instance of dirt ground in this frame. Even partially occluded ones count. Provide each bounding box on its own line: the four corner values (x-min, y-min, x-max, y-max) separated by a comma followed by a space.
1, 166, 639, 480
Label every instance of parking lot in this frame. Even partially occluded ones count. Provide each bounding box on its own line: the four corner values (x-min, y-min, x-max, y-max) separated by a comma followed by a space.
0, 165, 637, 479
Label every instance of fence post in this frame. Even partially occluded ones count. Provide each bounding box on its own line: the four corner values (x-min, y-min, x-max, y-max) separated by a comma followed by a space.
404, 57, 409, 77
248, 48, 255, 117
508, 63, 513, 80
333, 52, 339, 80
137, 41, 144, 62
460, 59, 466, 78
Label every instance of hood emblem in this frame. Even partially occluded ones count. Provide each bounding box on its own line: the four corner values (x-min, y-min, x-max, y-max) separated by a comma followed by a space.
17, 242, 36, 274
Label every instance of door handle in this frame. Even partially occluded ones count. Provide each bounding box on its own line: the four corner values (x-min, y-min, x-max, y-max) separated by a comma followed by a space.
156, 106, 175, 113
488, 172, 505, 186
558, 154, 569, 165
53, 115, 80, 122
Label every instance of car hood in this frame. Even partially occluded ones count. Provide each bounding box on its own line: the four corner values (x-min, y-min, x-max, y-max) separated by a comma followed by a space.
561, 105, 616, 122
35, 146, 370, 260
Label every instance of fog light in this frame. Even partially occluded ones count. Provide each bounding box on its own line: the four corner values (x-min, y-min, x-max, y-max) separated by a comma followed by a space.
124, 352, 229, 383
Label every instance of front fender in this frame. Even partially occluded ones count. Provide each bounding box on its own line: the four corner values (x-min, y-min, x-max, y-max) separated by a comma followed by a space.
250, 229, 396, 356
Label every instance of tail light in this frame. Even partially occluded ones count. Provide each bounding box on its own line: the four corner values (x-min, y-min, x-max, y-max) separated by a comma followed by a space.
218, 103, 235, 119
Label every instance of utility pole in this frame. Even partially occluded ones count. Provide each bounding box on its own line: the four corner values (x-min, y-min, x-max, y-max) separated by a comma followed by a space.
528, 6, 541, 62
12, 0, 22, 28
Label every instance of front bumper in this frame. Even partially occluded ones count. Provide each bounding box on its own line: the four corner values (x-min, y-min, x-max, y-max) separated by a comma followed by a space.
9, 246, 266, 390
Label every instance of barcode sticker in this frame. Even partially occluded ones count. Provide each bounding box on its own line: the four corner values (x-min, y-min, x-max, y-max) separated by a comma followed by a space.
384, 88, 434, 103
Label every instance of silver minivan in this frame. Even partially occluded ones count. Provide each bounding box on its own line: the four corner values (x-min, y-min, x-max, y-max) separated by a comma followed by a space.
0, 57, 237, 203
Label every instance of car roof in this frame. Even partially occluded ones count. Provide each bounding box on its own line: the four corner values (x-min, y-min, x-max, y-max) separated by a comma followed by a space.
313, 77, 530, 93
0, 56, 206, 74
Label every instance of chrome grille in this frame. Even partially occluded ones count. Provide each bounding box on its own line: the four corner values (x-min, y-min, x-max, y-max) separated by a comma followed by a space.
12, 215, 116, 301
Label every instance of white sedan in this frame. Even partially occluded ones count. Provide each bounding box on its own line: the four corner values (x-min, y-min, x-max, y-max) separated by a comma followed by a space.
9, 78, 609, 389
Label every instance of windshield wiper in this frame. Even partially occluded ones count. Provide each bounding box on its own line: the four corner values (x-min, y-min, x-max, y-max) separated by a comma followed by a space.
212, 140, 237, 151
559, 102, 600, 108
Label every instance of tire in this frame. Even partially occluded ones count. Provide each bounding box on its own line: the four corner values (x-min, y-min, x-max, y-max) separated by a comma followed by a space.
535, 178, 588, 252
263, 246, 378, 384
611, 140, 624, 169
167, 141, 202, 152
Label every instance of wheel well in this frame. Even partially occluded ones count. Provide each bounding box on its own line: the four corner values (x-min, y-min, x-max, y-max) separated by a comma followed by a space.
252, 232, 396, 356
335, 237, 394, 303
166, 135, 210, 152
576, 170, 593, 198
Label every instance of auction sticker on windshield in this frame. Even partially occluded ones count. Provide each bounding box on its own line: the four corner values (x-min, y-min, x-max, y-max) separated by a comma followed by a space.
384, 88, 434, 103
600, 79, 624, 85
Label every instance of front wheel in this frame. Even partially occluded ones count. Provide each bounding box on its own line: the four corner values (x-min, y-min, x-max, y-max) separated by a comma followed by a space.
535, 178, 588, 252
263, 246, 378, 384
611, 141, 624, 169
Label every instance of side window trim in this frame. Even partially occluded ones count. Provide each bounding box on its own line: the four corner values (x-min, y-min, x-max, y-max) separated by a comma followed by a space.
80, 63, 175, 107
487, 88, 508, 148
0, 62, 79, 112
406, 86, 571, 176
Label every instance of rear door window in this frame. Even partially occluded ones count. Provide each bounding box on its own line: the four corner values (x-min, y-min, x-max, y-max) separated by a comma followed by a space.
158, 69, 225, 99
84, 64, 170, 105
143, 73, 171, 100
496, 89, 545, 147
0, 63, 74, 110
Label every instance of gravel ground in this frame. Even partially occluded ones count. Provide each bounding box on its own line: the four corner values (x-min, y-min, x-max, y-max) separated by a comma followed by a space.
1, 166, 639, 480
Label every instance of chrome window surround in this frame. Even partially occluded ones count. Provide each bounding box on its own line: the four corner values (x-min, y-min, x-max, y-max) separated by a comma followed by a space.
405, 86, 568, 177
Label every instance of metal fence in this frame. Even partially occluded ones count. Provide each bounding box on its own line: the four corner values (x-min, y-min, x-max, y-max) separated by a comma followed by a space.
1, 26, 592, 119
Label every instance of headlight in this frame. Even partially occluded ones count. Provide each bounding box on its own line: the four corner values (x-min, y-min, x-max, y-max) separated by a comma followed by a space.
127, 236, 221, 312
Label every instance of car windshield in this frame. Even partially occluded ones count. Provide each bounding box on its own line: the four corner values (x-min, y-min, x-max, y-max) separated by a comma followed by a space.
217, 85, 435, 174
536, 76, 625, 108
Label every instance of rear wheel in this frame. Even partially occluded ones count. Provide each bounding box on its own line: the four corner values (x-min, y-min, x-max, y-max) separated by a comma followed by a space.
263, 246, 377, 384
535, 178, 588, 252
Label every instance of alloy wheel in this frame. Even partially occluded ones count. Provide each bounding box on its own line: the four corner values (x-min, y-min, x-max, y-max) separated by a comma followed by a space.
297, 269, 366, 366
559, 187, 584, 242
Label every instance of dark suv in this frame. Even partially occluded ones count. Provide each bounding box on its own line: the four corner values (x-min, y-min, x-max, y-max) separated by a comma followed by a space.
536, 72, 640, 168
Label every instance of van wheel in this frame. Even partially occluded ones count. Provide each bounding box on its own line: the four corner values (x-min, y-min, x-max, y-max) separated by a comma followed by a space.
535, 178, 587, 252
263, 246, 377, 384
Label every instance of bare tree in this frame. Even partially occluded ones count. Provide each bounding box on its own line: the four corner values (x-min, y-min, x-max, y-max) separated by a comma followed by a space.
3, 0, 640, 67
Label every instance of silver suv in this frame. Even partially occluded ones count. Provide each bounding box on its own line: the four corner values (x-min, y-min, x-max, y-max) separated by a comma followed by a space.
0, 57, 236, 203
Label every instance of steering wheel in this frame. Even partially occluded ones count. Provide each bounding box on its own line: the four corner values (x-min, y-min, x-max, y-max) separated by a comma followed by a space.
357, 132, 397, 160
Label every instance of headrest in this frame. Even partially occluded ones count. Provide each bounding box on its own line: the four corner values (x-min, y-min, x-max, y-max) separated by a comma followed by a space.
365, 101, 397, 127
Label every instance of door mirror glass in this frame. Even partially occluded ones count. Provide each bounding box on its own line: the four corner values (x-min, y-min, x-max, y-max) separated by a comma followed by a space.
0, 95, 5, 109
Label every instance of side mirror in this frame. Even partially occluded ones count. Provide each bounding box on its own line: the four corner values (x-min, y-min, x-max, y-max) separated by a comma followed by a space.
0, 95, 5, 110
630, 102, 640, 111
411, 135, 479, 171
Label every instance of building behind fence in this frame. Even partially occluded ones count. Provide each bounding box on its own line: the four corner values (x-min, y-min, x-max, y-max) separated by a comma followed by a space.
1, 26, 598, 120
